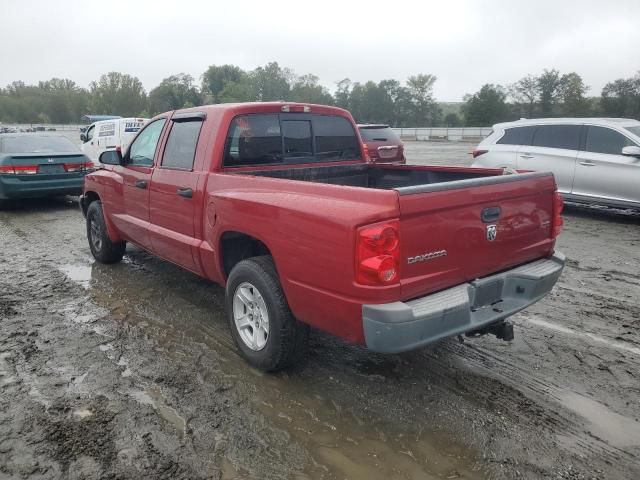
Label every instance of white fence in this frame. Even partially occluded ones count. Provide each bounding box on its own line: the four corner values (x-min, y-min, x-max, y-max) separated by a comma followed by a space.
1, 123, 84, 131
392, 127, 493, 142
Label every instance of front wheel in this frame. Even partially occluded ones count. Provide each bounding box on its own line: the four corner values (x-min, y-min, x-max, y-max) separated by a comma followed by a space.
86, 201, 126, 264
226, 256, 308, 371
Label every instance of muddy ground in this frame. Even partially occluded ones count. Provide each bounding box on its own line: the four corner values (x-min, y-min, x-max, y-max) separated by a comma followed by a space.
1, 143, 639, 479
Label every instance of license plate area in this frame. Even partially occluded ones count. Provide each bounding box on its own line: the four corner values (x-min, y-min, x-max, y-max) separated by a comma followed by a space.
38, 164, 65, 174
378, 147, 398, 159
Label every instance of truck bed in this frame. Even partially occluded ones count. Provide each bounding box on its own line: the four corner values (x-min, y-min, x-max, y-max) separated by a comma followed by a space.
242, 163, 497, 191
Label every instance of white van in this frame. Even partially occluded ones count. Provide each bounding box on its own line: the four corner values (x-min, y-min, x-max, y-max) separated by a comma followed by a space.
81, 118, 148, 164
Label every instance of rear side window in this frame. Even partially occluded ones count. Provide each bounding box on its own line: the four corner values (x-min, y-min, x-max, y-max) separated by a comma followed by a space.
223, 114, 361, 166
585, 126, 634, 155
224, 115, 282, 166
316, 116, 360, 160
161, 120, 203, 170
532, 125, 581, 150
497, 126, 535, 146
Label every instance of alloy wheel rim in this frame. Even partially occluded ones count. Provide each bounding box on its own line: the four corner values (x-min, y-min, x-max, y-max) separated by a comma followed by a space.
90, 215, 102, 251
233, 282, 269, 351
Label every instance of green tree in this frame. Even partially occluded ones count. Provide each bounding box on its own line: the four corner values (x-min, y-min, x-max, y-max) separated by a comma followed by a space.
537, 69, 563, 116
444, 112, 462, 127
600, 73, 640, 119
508, 74, 538, 118
249, 62, 293, 101
201, 64, 246, 103
334, 78, 352, 109
558, 72, 590, 116
148, 73, 202, 114
462, 84, 509, 126
406, 74, 441, 126
89, 72, 147, 117
348, 81, 395, 124
290, 74, 333, 104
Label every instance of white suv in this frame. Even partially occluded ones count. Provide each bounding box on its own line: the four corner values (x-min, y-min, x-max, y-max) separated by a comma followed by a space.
472, 118, 640, 209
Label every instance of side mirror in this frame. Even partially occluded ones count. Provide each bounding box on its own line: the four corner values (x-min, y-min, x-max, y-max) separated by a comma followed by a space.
99, 149, 122, 166
621, 145, 640, 158
80, 133, 86, 142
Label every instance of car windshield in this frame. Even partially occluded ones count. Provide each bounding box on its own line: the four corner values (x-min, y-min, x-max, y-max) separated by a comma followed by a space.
359, 126, 400, 142
0, 135, 78, 153
624, 126, 640, 138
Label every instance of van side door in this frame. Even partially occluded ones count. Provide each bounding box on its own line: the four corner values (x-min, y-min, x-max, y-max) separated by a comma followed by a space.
573, 125, 640, 206
148, 113, 205, 273
516, 124, 581, 194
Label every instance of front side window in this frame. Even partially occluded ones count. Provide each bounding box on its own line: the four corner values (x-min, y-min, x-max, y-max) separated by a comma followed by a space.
161, 120, 203, 170
497, 126, 535, 146
85, 125, 95, 142
624, 126, 640, 138
532, 125, 581, 150
128, 119, 166, 166
586, 126, 635, 155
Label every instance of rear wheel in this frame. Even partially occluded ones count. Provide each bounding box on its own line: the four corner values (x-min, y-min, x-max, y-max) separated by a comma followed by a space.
86, 201, 125, 264
226, 256, 308, 371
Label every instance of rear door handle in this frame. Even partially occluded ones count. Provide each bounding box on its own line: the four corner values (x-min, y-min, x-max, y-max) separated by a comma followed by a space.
135, 180, 147, 189
579, 161, 596, 166
519, 154, 533, 159
177, 187, 193, 198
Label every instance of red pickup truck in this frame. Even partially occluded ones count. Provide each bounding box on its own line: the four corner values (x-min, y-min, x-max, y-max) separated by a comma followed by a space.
80, 102, 565, 371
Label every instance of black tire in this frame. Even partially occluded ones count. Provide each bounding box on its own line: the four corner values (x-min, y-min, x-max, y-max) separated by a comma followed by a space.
86, 201, 126, 264
226, 256, 309, 372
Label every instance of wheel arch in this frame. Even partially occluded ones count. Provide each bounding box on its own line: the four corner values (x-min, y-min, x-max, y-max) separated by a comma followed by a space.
219, 231, 275, 280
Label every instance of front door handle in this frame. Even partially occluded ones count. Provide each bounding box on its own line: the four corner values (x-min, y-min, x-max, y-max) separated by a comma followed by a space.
520, 154, 534, 159
579, 161, 596, 167
135, 180, 147, 189
177, 187, 193, 198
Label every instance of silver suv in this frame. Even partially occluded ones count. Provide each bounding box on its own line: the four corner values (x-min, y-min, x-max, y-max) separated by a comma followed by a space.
472, 118, 640, 209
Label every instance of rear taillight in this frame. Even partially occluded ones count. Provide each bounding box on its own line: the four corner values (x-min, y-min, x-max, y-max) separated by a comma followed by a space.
64, 161, 95, 172
356, 221, 400, 285
362, 143, 371, 162
552, 192, 564, 238
472, 149, 488, 158
0, 165, 15, 174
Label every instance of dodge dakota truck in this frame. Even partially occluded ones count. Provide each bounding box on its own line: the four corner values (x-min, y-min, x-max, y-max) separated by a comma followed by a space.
80, 102, 565, 371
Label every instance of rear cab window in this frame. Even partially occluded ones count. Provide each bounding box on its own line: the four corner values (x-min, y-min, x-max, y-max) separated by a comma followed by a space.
224, 114, 361, 167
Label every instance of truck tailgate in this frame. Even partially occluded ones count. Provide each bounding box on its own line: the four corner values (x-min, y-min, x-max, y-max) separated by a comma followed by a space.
397, 172, 557, 301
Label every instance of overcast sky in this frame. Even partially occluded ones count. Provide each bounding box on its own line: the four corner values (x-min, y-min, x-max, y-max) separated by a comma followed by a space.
1, 0, 638, 101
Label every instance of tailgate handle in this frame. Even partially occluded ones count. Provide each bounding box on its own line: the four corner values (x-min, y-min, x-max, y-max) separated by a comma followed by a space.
481, 206, 501, 223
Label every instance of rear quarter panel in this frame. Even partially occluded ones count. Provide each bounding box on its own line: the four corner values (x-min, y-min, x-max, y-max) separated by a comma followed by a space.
200, 172, 401, 341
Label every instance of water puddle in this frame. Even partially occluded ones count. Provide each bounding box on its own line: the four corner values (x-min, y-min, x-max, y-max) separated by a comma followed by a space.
557, 391, 640, 449
131, 387, 186, 437
59, 263, 93, 289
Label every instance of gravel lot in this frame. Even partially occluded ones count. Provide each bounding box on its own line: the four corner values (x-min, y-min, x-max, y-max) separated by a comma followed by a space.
1, 142, 639, 479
